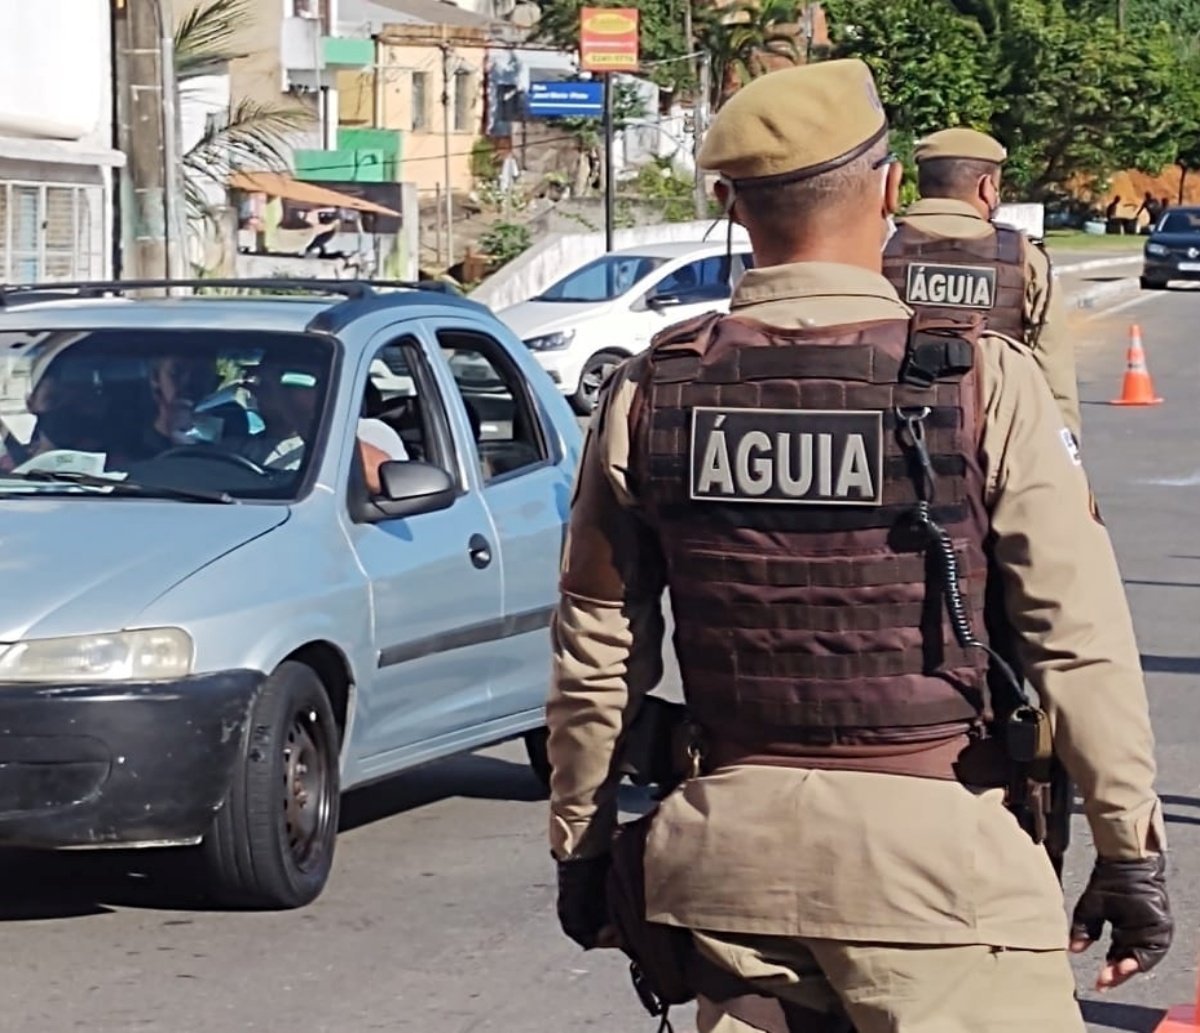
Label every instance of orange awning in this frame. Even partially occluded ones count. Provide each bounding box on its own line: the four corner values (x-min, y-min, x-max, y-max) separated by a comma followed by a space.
229, 171, 401, 217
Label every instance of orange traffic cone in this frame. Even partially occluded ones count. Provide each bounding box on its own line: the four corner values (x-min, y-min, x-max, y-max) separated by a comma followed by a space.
1111, 324, 1163, 406
1154, 968, 1200, 1030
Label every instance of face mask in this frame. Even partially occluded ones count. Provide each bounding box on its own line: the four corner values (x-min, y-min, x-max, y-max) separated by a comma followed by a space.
882, 215, 897, 251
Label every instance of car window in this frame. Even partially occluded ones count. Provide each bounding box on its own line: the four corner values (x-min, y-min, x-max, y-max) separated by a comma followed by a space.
652, 256, 735, 301
1158, 210, 1200, 233
437, 329, 548, 484
351, 335, 459, 498
535, 254, 667, 302
365, 338, 433, 465
0, 328, 335, 501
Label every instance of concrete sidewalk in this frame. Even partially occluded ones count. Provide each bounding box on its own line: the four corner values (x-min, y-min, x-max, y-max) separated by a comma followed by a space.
1053, 253, 1142, 310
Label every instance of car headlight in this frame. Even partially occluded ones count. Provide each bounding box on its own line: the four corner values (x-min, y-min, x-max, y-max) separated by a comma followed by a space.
524, 330, 575, 352
1146, 243, 1168, 257
0, 628, 195, 683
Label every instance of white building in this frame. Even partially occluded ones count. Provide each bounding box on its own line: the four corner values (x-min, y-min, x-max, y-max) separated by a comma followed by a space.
0, 0, 122, 283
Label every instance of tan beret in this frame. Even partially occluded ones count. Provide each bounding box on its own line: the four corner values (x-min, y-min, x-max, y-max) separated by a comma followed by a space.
697, 59, 888, 184
914, 127, 1007, 165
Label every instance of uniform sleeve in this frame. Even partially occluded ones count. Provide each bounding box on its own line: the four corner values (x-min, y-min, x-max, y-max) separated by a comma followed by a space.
979, 337, 1164, 860
547, 363, 667, 861
1023, 244, 1083, 443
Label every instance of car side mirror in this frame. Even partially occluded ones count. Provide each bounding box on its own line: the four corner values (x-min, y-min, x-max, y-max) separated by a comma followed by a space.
365, 460, 457, 521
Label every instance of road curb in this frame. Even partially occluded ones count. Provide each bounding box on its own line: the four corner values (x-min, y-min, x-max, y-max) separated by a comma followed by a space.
1068, 276, 1140, 310
1052, 254, 1142, 276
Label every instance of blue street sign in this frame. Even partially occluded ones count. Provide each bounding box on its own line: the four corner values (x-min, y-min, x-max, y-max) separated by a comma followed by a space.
526, 81, 605, 119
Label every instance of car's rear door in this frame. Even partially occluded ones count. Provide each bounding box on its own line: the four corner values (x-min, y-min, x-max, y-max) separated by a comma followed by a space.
423, 314, 572, 725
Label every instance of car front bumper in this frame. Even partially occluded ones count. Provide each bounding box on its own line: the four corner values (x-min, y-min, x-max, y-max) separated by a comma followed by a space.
1143, 254, 1200, 282
0, 669, 262, 848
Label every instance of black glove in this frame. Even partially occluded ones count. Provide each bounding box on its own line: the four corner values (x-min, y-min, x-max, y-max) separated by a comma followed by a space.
556, 854, 611, 950
1070, 854, 1173, 974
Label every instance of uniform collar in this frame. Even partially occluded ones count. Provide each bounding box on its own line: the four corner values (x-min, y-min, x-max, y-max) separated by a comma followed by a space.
731, 261, 906, 309
904, 197, 990, 223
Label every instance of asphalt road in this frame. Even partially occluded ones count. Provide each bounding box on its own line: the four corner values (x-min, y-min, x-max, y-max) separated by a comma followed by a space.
1, 284, 1197, 1033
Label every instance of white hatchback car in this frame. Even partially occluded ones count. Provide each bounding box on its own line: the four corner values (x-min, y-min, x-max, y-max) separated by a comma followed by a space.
496, 241, 755, 414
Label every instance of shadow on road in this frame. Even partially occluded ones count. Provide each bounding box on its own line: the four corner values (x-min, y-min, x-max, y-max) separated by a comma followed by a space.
340, 752, 547, 833
1080, 999, 1166, 1032
0, 752, 553, 921
1141, 655, 1200, 675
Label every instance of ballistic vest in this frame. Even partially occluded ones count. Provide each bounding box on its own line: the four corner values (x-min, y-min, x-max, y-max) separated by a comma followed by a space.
883, 221, 1029, 340
630, 311, 997, 777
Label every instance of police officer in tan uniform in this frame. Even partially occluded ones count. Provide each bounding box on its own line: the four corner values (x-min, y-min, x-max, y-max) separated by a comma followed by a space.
883, 128, 1082, 442
546, 58, 1171, 1033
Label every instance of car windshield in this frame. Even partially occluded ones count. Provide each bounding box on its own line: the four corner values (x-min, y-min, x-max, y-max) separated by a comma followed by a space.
1157, 210, 1200, 233
535, 254, 667, 302
0, 328, 336, 502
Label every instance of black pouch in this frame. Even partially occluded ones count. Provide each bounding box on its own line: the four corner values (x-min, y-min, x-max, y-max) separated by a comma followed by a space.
616, 696, 694, 790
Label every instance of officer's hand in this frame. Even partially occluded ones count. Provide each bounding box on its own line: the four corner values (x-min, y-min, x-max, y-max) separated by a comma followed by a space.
1069, 854, 1173, 991
556, 854, 611, 950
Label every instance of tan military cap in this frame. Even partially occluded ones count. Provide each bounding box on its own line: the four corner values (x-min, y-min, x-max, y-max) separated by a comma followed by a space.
697, 59, 888, 184
914, 127, 1007, 165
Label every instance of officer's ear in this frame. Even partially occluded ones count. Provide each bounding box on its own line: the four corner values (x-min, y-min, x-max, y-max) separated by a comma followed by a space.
980, 171, 1000, 212
882, 160, 903, 216
715, 178, 741, 225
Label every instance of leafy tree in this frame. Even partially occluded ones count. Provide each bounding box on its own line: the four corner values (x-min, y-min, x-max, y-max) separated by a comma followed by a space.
990, 0, 1182, 196
173, 0, 312, 223
824, 0, 994, 138
824, 0, 1194, 199
695, 0, 806, 108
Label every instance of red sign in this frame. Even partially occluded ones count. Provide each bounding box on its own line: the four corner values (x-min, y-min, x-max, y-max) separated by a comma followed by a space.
580, 7, 640, 73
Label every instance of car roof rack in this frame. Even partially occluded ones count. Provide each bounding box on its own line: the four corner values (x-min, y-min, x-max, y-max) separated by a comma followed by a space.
0, 277, 462, 307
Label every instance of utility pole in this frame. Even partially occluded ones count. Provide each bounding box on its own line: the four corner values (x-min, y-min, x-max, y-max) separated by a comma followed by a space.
603, 73, 615, 251
684, 0, 708, 220
112, 0, 184, 282
440, 38, 454, 271
694, 53, 710, 219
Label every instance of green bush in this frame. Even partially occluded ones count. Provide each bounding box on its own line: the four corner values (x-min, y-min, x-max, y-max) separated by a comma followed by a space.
470, 138, 499, 185
479, 221, 532, 268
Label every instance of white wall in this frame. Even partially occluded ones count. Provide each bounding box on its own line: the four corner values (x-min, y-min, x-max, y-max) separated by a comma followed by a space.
0, 0, 111, 145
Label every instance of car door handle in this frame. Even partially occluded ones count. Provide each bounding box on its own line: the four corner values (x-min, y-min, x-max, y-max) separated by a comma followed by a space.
468, 533, 493, 570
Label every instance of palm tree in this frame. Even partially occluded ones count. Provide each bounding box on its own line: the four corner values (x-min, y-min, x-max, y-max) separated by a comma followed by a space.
173, 0, 313, 224
696, 0, 806, 110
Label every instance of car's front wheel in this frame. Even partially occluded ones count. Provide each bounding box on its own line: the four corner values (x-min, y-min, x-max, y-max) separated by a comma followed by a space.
1141, 275, 1167, 290
201, 660, 341, 909
571, 350, 627, 415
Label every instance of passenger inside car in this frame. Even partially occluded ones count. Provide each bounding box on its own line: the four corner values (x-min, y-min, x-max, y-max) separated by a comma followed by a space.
239, 359, 321, 470
0, 358, 108, 471
358, 380, 408, 495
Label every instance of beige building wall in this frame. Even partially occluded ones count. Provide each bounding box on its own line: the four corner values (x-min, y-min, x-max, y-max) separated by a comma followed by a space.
375, 34, 487, 198
169, 0, 320, 121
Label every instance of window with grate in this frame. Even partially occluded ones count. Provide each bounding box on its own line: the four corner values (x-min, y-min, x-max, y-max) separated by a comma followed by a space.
412, 71, 429, 131
453, 70, 474, 133
0, 182, 97, 283
0, 186, 7, 282
10, 186, 39, 283
44, 187, 77, 280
